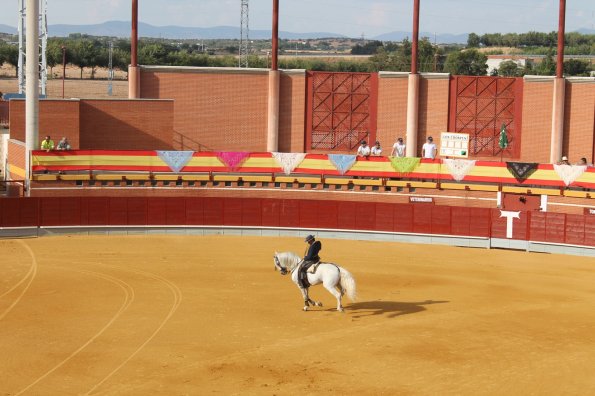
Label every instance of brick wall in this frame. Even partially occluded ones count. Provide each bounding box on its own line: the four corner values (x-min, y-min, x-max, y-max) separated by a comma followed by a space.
520, 78, 554, 163
419, 75, 450, 156
278, 71, 306, 152
140, 67, 269, 152
7, 139, 26, 179
79, 99, 174, 149
9, 99, 173, 150
9, 100, 80, 149
376, 73, 408, 150
564, 80, 595, 164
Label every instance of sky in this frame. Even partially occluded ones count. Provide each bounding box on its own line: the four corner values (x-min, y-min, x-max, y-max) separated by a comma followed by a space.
1, 0, 594, 37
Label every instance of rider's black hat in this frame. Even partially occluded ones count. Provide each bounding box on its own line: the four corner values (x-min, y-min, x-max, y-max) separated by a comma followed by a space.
305, 234, 315, 242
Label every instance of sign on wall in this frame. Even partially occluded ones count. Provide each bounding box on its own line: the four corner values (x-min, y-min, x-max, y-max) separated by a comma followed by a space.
439, 132, 469, 158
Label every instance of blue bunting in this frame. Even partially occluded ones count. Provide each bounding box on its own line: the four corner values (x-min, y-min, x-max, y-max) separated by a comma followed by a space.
157, 151, 194, 173
328, 154, 357, 175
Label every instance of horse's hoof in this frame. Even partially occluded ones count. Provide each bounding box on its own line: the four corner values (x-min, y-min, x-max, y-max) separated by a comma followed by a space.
338, 307, 344, 312
303, 306, 309, 311
316, 302, 323, 307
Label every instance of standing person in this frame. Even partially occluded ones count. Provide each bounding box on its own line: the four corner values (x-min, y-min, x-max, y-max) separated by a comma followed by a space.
422, 136, 437, 159
371, 141, 382, 156
557, 156, 570, 165
357, 140, 371, 158
56, 137, 71, 151
391, 137, 406, 157
40, 135, 55, 152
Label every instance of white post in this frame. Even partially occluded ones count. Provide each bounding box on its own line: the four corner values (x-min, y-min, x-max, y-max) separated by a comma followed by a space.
17, 0, 25, 94
267, 70, 280, 152
405, 73, 420, 157
25, 0, 39, 195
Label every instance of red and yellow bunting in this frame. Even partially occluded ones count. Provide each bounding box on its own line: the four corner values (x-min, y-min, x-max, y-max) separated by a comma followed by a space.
30, 150, 595, 189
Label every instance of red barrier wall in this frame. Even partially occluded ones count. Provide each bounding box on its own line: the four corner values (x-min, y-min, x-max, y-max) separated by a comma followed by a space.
0, 197, 593, 248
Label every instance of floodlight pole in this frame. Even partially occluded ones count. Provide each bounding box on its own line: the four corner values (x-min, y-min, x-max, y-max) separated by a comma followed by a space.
405, 0, 421, 157
25, 0, 39, 195
266, 0, 280, 152
550, 0, 566, 163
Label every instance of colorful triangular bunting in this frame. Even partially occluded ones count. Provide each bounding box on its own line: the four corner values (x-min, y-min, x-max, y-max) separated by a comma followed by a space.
272, 152, 307, 175
443, 159, 476, 181
217, 152, 250, 171
328, 154, 357, 175
156, 150, 194, 172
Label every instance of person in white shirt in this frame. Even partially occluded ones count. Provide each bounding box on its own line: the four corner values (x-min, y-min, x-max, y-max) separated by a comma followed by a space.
357, 140, 371, 158
421, 136, 437, 159
391, 137, 406, 157
370, 141, 382, 156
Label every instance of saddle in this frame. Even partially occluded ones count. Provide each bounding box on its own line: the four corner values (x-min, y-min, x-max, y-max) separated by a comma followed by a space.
297, 260, 320, 288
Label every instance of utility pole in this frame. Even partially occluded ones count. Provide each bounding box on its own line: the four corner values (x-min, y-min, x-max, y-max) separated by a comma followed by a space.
17, 0, 47, 96
239, 0, 249, 67
108, 41, 113, 96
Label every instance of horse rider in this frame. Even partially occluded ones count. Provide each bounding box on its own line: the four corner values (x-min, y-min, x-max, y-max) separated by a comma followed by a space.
298, 235, 322, 288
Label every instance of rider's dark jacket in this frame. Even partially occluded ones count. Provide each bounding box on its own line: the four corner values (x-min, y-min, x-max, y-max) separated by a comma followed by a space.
304, 240, 322, 262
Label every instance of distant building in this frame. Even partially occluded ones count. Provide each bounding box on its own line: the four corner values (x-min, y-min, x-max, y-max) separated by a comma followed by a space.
486, 55, 529, 75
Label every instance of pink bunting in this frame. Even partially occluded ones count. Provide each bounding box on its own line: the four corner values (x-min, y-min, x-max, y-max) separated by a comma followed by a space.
217, 151, 250, 171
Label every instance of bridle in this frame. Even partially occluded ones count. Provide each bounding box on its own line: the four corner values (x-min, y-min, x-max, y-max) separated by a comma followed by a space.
274, 255, 288, 275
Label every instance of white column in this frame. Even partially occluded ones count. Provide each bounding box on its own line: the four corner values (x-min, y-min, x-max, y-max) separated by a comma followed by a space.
25, 0, 39, 194
550, 77, 565, 163
267, 70, 280, 152
405, 73, 420, 157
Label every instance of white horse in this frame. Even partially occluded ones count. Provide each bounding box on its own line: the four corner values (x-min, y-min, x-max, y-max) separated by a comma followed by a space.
273, 251, 356, 312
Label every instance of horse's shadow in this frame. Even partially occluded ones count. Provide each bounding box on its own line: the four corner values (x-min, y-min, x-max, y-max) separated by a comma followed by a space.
346, 300, 449, 319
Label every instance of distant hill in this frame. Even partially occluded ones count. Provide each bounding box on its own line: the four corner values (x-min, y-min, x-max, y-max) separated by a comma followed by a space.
0, 20, 344, 40
0, 24, 17, 35
575, 28, 595, 35
0, 21, 593, 42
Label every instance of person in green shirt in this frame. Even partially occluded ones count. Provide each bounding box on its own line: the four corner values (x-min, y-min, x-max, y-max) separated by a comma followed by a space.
41, 135, 54, 152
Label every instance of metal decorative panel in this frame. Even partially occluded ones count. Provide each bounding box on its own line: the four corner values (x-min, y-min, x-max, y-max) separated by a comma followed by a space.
449, 76, 523, 158
306, 72, 378, 152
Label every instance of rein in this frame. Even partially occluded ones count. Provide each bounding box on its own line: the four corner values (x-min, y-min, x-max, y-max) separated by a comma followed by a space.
274, 253, 301, 276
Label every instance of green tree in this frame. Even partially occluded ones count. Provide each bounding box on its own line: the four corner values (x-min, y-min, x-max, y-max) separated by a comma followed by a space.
0, 42, 7, 66
534, 52, 556, 75
0, 43, 19, 77
498, 60, 521, 77
351, 40, 383, 55
46, 39, 65, 77
71, 38, 101, 79
444, 49, 488, 75
563, 59, 590, 76
138, 43, 167, 65
467, 33, 480, 48
112, 48, 130, 71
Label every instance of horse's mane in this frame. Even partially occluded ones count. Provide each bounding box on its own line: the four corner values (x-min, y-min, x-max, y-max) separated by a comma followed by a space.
276, 251, 302, 271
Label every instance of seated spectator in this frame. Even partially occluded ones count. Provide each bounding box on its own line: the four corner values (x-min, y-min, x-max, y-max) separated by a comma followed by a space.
40, 135, 54, 152
557, 156, 570, 165
576, 157, 591, 166
56, 137, 71, 151
371, 141, 382, 156
357, 140, 371, 158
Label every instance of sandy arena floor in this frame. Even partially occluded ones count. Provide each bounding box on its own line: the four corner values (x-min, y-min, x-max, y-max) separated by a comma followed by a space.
1, 235, 595, 395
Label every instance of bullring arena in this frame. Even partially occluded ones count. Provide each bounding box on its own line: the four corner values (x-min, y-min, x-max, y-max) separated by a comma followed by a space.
2, 234, 595, 395
1, 0, 595, 394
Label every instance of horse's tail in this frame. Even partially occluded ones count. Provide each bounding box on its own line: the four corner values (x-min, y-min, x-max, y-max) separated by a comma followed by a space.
339, 267, 357, 302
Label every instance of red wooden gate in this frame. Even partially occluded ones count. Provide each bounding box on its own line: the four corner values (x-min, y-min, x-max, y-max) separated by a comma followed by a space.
306, 72, 378, 153
448, 76, 523, 158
